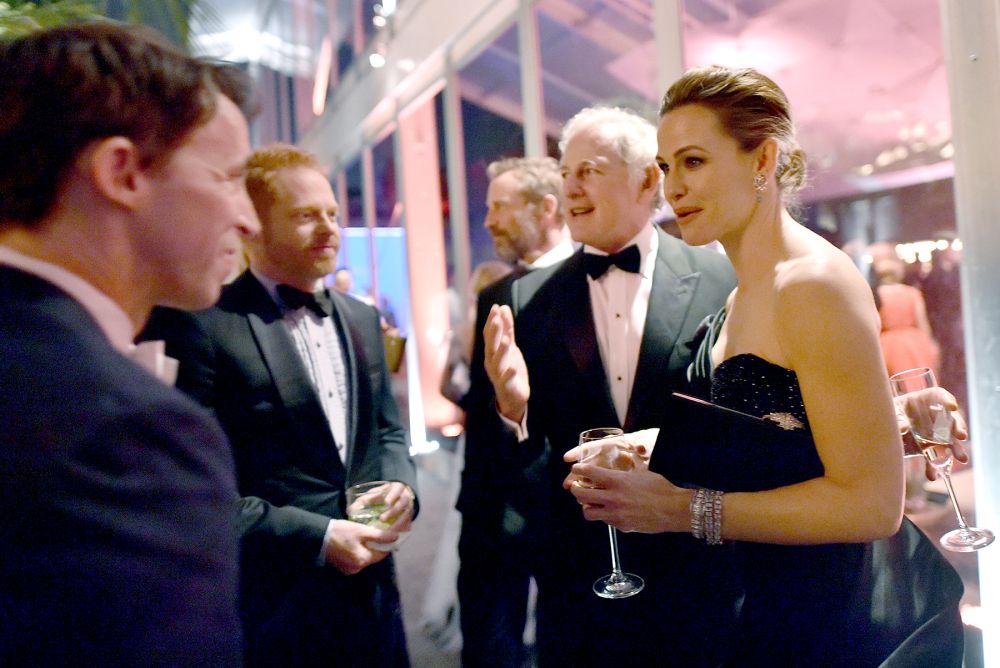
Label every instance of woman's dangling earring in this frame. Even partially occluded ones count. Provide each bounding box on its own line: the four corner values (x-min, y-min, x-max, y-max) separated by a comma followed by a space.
753, 173, 766, 202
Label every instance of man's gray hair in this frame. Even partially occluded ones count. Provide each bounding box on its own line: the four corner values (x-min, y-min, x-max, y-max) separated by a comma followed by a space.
487, 156, 563, 210
558, 106, 664, 210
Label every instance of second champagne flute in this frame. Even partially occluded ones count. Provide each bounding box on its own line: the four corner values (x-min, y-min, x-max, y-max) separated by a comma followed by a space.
578, 427, 644, 599
890, 367, 994, 551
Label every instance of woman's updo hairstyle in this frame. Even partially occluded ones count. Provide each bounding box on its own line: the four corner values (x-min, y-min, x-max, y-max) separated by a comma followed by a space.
660, 65, 807, 196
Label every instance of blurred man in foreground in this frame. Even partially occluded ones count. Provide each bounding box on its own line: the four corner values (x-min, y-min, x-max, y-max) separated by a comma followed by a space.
0, 22, 259, 665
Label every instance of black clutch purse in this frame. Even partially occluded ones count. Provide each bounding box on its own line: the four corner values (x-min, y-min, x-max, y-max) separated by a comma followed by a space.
649, 392, 824, 492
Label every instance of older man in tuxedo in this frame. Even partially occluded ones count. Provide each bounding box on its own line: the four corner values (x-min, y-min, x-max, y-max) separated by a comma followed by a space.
145, 144, 417, 667
0, 23, 259, 665
483, 106, 738, 666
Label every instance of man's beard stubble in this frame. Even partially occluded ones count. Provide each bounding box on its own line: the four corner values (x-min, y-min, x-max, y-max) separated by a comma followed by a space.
496, 210, 543, 264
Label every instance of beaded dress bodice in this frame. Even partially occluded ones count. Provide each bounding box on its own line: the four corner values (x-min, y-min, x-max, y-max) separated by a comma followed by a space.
710, 353, 811, 434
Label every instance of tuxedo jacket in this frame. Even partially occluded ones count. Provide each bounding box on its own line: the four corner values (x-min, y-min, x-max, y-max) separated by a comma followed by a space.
0, 267, 241, 667
144, 271, 415, 666
507, 229, 741, 666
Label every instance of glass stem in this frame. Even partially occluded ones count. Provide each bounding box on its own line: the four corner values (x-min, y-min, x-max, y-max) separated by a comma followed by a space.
938, 466, 971, 531
607, 525, 624, 576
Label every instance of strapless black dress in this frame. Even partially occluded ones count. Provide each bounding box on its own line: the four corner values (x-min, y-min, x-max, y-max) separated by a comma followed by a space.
694, 341, 963, 667
712, 353, 866, 666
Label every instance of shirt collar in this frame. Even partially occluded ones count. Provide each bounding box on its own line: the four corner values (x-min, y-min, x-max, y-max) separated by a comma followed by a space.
528, 236, 576, 270
250, 268, 324, 310
0, 244, 135, 352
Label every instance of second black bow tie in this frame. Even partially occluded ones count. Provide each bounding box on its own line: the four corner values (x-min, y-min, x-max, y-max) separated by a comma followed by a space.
277, 284, 332, 318
583, 245, 641, 279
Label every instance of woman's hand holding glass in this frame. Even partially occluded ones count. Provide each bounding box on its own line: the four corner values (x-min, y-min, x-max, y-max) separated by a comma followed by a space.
565, 428, 645, 598
890, 367, 992, 551
563, 436, 686, 536
893, 386, 969, 478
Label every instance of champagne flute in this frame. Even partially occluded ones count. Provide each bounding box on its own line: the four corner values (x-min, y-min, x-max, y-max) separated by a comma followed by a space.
578, 428, 644, 599
890, 367, 994, 551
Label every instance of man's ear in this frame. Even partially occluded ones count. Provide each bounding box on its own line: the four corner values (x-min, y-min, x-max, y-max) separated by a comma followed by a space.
639, 162, 660, 197
85, 137, 148, 210
539, 193, 559, 223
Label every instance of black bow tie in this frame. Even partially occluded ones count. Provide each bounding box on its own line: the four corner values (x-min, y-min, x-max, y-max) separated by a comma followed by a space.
277, 284, 332, 318
582, 245, 641, 279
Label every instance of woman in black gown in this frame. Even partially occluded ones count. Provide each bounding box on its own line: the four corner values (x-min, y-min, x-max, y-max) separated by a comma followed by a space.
565, 66, 964, 666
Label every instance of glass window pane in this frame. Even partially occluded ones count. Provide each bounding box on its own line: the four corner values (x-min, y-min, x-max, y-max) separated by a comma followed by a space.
373, 133, 399, 227
457, 23, 526, 270
537, 0, 658, 126
343, 158, 364, 228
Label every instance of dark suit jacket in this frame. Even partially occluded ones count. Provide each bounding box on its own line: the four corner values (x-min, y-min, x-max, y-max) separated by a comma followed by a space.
456, 270, 526, 526
144, 271, 416, 667
508, 229, 739, 666
0, 267, 242, 667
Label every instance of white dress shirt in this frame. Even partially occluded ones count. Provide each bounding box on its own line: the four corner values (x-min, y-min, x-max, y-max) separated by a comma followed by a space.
583, 224, 657, 424
252, 270, 350, 464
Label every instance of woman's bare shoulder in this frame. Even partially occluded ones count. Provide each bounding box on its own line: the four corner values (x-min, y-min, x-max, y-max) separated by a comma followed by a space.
774, 243, 869, 302
773, 245, 879, 356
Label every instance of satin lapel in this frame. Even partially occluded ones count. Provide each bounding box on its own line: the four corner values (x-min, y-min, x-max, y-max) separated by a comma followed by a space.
554, 254, 616, 415
328, 291, 359, 473
624, 232, 701, 430
237, 276, 345, 480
